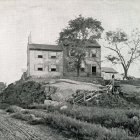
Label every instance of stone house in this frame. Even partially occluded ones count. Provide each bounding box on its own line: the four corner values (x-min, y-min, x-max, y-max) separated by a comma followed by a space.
63, 40, 101, 77
27, 43, 63, 78
27, 39, 101, 78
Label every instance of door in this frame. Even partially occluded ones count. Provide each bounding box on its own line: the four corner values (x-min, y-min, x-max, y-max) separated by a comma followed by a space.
92, 66, 96, 75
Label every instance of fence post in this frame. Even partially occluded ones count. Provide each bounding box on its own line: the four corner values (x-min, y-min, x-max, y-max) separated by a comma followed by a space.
84, 93, 85, 101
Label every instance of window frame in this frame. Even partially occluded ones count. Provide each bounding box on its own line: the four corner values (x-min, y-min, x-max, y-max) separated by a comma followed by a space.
49, 65, 57, 72
49, 52, 57, 59
38, 55, 43, 58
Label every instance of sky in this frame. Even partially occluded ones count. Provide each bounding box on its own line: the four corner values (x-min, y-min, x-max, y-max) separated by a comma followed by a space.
0, 0, 140, 84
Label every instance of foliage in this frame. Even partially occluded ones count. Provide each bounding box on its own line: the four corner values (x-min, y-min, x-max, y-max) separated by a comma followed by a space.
9, 103, 140, 139
0, 82, 6, 93
105, 29, 140, 79
58, 15, 104, 76
30, 103, 140, 136
0, 81, 46, 107
11, 108, 137, 140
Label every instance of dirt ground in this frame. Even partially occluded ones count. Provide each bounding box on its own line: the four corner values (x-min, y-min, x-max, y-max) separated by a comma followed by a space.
0, 110, 69, 140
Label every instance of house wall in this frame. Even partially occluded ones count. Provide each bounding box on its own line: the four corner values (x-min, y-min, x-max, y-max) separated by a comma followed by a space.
85, 47, 101, 76
28, 50, 63, 77
63, 46, 101, 76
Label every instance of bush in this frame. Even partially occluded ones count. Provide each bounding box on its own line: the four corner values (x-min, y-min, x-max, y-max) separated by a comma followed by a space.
0, 81, 46, 107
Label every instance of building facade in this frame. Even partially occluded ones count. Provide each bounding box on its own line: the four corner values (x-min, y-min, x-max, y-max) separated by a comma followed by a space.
63, 40, 101, 77
27, 43, 63, 77
27, 40, 101, 78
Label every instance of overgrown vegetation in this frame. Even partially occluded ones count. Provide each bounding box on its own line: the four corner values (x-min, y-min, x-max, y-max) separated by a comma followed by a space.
0, 81, 46, 107
8, 106, 140, 140
27, 104, 140, 136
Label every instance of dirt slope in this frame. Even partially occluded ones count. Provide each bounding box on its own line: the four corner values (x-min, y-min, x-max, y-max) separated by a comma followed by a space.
0, 110, 68, 140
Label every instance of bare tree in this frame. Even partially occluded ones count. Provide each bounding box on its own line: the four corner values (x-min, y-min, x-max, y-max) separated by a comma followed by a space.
104, 29, 140, 79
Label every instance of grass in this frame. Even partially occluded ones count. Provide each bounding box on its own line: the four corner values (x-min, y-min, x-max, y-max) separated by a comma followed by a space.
27, 103, 140, 136
6, 105, 24, 113
11, 110, 138, 140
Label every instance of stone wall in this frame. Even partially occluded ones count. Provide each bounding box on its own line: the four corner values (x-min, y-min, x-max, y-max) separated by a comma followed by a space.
28, 50, 63, 77
63, 46, 101, 77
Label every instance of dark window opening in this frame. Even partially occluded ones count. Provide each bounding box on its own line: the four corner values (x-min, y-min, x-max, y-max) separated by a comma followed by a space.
38, 55, 43, 58
38, 68, 43, 71
92, 53, 96, 57
51, 68, 56, 72
51, 56, 56, 59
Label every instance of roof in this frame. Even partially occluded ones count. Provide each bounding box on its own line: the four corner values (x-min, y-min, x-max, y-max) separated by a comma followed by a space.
101, 67, 118, 73
63, 39, 101, 48
28, 43, 63, 51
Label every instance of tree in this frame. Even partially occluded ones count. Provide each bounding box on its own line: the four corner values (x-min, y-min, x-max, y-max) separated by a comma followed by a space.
104, 29, 140, 79
0, 82, 6, 93
58, 15, 104, 76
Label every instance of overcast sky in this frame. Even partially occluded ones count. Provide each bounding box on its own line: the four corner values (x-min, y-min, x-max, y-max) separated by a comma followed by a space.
0, 0, 140, 84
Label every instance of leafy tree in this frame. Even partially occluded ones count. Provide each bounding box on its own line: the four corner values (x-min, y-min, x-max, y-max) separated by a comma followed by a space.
58, 15, 103, 76
104, 29, 140, 79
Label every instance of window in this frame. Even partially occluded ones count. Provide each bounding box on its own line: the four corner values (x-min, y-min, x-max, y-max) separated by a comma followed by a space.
38, 55, 43, 58
34, 64, 44, 71
49, 65, 57, 72
81, 61, 85, 72
49, 52, 57, 59
85, 51, 89, 57
92, 53, 96, 57
38, 68, 43, 71
91, 49, 97, 57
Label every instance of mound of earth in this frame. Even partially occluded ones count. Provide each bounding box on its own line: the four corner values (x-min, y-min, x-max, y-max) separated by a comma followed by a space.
45, 79, 101, 102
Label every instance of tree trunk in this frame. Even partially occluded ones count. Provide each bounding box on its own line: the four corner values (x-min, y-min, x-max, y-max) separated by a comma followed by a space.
123, 68, 128, 80
77, 67, 80, 77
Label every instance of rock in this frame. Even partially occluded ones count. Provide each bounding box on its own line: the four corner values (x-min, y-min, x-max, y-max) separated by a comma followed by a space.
44, 100, 61, 106
51, 88, 74, 102
60, 105, 68, 110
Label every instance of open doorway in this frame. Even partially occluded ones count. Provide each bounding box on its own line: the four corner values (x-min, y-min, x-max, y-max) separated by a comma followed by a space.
92, 66, 96, 75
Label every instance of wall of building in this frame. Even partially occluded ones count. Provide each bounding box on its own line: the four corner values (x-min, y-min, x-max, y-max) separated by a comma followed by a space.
63, 47, 101, 77
85, 47, 101, 76
28, 50, 63, 77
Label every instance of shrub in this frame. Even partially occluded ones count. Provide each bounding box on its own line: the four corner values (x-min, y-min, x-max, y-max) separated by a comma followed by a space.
1, 81, 46, 107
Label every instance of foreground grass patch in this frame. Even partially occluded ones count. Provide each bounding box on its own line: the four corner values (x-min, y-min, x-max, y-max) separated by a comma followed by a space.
12, 110, 137, 140
28, 103, 140, 136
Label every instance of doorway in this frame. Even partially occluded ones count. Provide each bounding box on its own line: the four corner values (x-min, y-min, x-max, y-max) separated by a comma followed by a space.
92, 66, 96, 75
